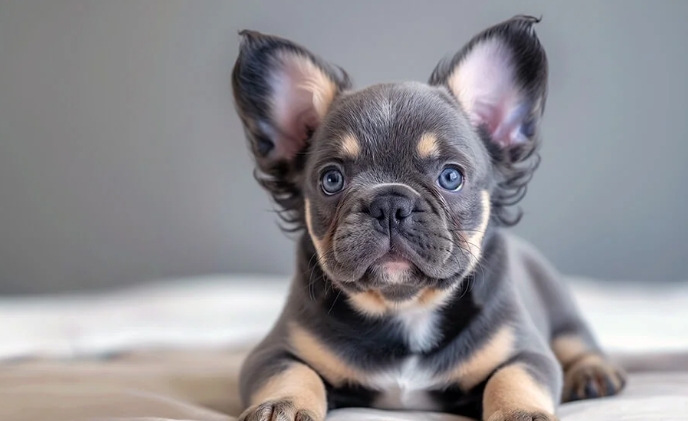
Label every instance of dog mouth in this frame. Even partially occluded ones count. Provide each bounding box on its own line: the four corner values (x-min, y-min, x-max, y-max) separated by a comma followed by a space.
328, 201, 463, 288
359, 248, 423, 287
325, 233, 465, 303
331, 229, 458, 282
374, 252, 413, 274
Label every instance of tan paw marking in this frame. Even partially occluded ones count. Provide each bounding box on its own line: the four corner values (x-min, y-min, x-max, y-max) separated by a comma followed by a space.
238, 399, 317, 421
563, 353, 627, 402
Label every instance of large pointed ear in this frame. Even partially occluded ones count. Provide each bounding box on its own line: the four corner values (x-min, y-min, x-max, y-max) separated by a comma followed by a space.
430, 16, 548, 226
429, 15, 548, 159
231, 30, 350, 229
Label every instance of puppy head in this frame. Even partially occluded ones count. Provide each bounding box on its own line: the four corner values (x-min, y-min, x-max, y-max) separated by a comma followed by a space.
232, 16, 547, 306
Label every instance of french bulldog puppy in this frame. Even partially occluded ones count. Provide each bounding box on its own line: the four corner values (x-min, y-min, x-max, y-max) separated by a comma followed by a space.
231, 15, 626, 421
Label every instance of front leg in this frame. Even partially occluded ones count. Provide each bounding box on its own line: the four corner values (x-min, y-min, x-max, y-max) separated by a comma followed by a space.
238, 332, 328, 421
239, 361, 327, 421
483, 352, 561, 421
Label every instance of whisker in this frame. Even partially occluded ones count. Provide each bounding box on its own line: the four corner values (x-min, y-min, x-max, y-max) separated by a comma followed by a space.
327, 289, 343, 315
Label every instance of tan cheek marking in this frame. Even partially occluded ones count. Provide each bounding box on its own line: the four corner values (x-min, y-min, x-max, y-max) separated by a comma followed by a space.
349, 286, 459, 317
339, 133, 361, 158
347, 290, 389, 317
552, 334, 591, 366
417, 132, 440, 158
251, 362, 328, 420
304, 199, 333, 273
281, 52, 338, 119
289, 323, 366, 387
348, 287, 439, 317
417, 287, 444, 307
483, 364, 555, 419
445, 324, 514, 390
416, 286, 457, 310
461, 190, 491, 276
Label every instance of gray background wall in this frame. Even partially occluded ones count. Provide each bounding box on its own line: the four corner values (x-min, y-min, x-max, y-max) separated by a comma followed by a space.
0, 0, 686, 294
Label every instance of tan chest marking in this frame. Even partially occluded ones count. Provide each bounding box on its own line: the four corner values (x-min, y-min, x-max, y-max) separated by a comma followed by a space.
288, 322, 365, 387
288, 322, 442, 411
289, 320, 517, 411
443, 324, 515, 390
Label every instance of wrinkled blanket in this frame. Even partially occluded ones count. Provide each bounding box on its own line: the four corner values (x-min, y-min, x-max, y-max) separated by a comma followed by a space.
2, 349, 688, 421
1, 275, 687, 420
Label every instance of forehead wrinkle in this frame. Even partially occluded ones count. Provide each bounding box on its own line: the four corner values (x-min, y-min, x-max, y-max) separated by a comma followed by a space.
315, 90, 388, 163
317, 82, 491, 180
354, 89, 394, 152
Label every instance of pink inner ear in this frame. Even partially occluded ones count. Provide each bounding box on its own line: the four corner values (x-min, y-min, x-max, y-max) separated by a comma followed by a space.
449, 38, 529, 147
268, 53, 335, 160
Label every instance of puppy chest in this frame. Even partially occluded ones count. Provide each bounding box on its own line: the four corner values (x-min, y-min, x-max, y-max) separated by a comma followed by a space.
367, 357, 443, 411
363, 303, 445, 410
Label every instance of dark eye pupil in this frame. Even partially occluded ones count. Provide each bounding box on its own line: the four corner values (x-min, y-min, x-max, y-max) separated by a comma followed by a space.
321, 169, 344, 194
438, 167, 463, 191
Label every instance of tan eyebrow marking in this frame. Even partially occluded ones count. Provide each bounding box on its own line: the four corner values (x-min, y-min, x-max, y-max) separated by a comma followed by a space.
339, 133, 361, 158
417, 132, 440, 158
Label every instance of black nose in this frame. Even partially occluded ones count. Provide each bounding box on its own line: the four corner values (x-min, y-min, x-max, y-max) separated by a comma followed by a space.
368, 192, 415, 234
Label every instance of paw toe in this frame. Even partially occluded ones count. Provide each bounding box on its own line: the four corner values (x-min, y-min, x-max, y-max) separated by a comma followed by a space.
563, 355, 627, 402
239, 400, 317, 421
488, 409, 558, 421
295, 410, 316, 421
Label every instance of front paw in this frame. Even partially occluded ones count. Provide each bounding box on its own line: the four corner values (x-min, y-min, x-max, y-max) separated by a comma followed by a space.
563, 354, 627, 402
487, 410, 558, 421
238, 399, 317, 421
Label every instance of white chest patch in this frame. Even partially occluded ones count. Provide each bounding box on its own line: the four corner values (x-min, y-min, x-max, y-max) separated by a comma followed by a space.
395, 306, 440, 353
364, 308, 444, 410
369, 356, 442, 411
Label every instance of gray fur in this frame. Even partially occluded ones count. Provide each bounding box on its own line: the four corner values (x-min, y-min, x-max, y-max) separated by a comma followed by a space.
232, 15, 625, 421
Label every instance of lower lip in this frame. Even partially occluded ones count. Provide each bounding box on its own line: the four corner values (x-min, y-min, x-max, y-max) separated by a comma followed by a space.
380, 259, 411, 272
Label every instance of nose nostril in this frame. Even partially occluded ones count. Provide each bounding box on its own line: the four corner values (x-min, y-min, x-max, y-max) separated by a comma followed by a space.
368, 191, 415, 233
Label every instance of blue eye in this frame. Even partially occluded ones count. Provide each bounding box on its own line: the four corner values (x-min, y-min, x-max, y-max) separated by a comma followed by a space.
438, 166, 464, 191
321, 168, 345, 195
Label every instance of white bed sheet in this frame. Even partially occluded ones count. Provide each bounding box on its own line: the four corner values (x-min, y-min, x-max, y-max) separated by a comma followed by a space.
1, 274, 687, 360
1, 275, 688, 421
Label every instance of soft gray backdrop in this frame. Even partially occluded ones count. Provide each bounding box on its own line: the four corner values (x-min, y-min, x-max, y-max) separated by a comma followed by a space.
1, 1, 686, 294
